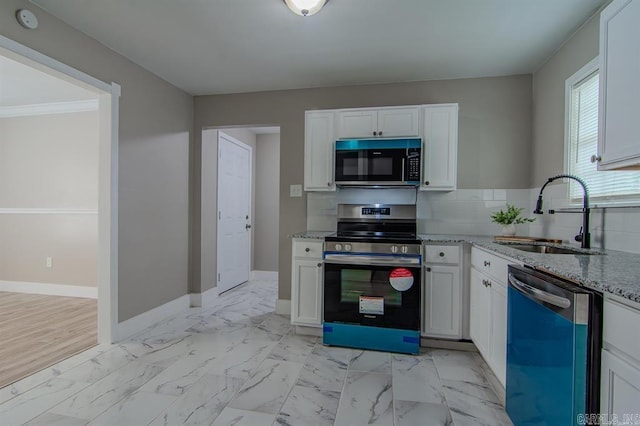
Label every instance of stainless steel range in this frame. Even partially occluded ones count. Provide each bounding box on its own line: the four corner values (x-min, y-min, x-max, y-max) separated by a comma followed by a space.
323, 204, 422, 354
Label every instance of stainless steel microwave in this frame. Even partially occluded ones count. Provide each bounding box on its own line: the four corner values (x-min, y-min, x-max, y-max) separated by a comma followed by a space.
334, 138, 421, 187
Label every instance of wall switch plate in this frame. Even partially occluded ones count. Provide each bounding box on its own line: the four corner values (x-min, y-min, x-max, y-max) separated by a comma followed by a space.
46, 257, 52, 268
290, 184, 303, 197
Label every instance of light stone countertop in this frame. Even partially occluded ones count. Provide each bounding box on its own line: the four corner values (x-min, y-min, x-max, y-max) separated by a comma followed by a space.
290, 231, 640, 304
419, 234, 640, 305
289, 231, 335, 239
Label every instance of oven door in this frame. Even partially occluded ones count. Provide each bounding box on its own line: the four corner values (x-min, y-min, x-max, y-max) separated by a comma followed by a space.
323, 254, 421, 330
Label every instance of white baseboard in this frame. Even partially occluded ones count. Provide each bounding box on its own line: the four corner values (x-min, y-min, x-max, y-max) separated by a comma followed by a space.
275, 299, 291, 316
117, 294, 190, 341
190, 286, 219, 308
0, 280, 97, 299
250, 270, 278, 281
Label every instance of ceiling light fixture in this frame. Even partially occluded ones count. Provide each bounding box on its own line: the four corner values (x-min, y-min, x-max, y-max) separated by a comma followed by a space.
283, 0, 328, 17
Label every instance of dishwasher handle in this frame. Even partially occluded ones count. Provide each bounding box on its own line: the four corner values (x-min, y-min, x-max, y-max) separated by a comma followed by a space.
508, 273, 571, 309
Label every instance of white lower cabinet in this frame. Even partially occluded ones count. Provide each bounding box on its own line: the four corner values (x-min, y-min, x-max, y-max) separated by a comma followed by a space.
291, 240, 323, 327
422, 244, 463, 339
423, 265, 461, 338
469, 247, 517, 387
490, 280, 507, 385
601, 350, 640, 418
470, 267, 491, 358
601, 298, 640, 418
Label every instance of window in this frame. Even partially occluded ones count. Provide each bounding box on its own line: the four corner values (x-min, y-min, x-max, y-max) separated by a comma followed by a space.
565, 59, 640, 204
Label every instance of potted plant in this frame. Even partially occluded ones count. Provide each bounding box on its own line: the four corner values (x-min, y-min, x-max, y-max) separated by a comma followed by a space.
491, 204, 535, 236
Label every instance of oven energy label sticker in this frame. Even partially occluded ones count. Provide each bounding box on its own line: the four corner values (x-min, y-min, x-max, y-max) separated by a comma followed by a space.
359, 296, 384, 315
389, 268, 414, 291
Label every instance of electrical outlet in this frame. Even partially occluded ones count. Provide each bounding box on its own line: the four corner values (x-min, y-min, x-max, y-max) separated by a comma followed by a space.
290, 184, 302, 197
46, 257, 52, 268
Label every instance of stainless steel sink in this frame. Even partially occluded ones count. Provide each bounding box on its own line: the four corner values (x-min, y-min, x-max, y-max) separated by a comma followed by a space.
497, 243, 599, 255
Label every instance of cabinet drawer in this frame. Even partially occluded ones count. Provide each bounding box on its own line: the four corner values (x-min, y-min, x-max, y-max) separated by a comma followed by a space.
471, 247, 511, 283
604, 299, 640, 363
293, 240, 324, 259
424, 245, 460, 264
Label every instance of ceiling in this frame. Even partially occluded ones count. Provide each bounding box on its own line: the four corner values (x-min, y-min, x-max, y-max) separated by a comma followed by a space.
30, 0, 607, 96
0, 54, 96, 106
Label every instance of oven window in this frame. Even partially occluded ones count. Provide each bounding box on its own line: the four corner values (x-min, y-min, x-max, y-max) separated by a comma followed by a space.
340, 269, 401, 306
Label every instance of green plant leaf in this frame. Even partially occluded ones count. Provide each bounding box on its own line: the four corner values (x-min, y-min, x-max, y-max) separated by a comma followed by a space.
490, 203, 536, 225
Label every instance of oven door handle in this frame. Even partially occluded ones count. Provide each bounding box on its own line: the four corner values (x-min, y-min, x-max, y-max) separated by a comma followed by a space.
324, 254, 421, 267
508, 273, 571, 309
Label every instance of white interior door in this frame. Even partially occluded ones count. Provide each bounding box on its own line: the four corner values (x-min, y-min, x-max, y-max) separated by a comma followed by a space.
217, 132, 252, 294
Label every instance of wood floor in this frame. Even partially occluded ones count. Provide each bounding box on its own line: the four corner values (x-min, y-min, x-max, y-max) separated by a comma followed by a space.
0, 292, 97, 388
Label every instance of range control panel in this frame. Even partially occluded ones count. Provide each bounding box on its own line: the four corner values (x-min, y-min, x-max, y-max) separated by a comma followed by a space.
361, 207, 391, 216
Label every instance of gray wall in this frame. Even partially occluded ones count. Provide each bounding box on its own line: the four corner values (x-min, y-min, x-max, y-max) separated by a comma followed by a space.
193, 75, 533, 300
255, 133, 280, 272
531, 15, 600, 185
1, 0, 193, 321
0, 111, 98, 287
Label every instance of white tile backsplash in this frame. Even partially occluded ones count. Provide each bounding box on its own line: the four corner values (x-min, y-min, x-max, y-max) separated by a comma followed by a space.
306, 186, 640, 254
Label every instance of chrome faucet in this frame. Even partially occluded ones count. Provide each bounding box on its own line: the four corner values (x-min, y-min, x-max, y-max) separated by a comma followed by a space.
533, 174, 590, 249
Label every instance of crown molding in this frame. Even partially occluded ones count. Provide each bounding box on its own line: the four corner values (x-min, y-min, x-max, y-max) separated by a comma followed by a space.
0, 99, 98, 118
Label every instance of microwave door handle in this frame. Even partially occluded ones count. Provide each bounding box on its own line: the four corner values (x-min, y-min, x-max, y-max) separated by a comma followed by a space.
402, 157, 405, 181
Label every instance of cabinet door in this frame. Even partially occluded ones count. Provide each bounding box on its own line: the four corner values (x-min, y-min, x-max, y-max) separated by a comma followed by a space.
490, 280, 507, 386
601, 349, 640, 419
598, 0, 640, 170
336, 109, 377, 139
422, 264, 461, 338
304, 111, 336, 191
420, 104, 458, 191
469, 267, 490, 358
377, 107, 420, 137
291, 259, 323, 326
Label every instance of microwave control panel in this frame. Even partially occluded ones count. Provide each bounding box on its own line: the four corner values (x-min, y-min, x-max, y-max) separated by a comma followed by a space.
407, 149, 421, 181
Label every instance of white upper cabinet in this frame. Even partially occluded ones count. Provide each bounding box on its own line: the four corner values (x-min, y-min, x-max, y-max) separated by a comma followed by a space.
337, 106, 419, 139
304, 110, 336, 191
377, 107, 420, 138
597, 0, 640, 170
420, 104, 459, 191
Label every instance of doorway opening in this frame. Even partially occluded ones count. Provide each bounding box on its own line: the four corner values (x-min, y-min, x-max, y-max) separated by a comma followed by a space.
200, 126, 280, 299
0, 36, 119, 387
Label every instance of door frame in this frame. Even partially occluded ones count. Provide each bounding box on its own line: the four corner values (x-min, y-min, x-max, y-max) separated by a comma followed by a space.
0, 35, 120, 343
216, 131, 253, 294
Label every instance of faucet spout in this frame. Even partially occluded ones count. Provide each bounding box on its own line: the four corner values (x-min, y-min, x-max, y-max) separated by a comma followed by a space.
534, 174, 590, 249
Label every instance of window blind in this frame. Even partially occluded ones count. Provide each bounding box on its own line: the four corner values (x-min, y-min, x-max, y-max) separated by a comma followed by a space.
568, 71, 640, 202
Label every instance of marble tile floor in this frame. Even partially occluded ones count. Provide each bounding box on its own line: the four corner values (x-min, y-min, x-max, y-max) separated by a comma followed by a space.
0, 279, 512, 425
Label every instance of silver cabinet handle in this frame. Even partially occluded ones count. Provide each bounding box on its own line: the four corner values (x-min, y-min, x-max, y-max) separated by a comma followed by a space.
245, 224, 252, 230
317, 262, 322, 267
373, 131, 378, 136
508, 273, 571, 309
439, 252, 445, 257
484, 260, 491, 267
591, 155, 602, 163
379, 131, 383, 136
305, 247, 310, 252
327, 182, 331, 186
